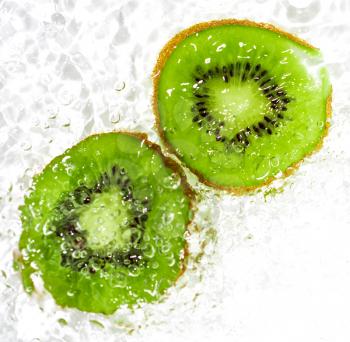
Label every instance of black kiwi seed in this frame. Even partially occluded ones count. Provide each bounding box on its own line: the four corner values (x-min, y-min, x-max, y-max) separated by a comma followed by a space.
260, 70, 267, 78
83, 196, 91, 204
253, 125, 261, 134
195, 65, 204, 74
229, 63, 234, 76
236, 131, 247, 143
258, 122, 266, 130
264, 116, 272, 123
260, 79, 271, 87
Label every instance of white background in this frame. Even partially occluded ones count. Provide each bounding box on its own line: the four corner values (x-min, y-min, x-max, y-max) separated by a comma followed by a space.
1, 0, 350, 341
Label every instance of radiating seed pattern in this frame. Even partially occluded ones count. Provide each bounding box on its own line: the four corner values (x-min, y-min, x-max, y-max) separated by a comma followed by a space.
0, 0, 350, 341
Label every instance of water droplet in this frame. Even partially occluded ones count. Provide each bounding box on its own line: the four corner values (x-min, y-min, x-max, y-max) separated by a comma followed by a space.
62, 119, 71, 127
114, 81, 125, 92
51, 12, 66, 26
20, 142, 32, 151
110, 112, 121, 124
58, 89, 73, 105
90, 320, 104, 328
58, 318, 68, 326
216, 43, 226, 52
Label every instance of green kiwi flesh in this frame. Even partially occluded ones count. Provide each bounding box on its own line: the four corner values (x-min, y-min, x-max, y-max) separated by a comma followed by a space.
18, 132, 193, 314
154, 20, 331, 191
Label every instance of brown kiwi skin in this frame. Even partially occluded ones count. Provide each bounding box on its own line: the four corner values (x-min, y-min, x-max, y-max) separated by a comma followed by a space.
18, 131, 197, 290
152, 19, 332, 195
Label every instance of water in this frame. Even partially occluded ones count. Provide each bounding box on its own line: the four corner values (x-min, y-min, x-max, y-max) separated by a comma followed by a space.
1, 0, 350, 341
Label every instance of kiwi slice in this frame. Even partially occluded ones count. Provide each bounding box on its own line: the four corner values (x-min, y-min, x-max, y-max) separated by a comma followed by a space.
153, 19, 332, 192
18, 132, 194, 314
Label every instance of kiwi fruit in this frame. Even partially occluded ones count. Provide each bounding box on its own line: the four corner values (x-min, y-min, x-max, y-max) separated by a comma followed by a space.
153, 19, 332, 192
18, 132, 194, 314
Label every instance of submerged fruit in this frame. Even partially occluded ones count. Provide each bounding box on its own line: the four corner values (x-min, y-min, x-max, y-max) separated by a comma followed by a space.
153, 19, 331, 192
18, 132, 194, 314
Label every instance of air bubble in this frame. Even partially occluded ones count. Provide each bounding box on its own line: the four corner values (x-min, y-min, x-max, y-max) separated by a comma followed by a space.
317, 121, 325, 129
162, 174, 181, 189
151, 261, 159, 269
143, 244, 156, 258
255, 157, 271, 180
270, 156, 280, 167
161, 242, 171, 254
111, 272, 127, 288
72, 250, 81, 259
162, 212, 175, 226
166, 253, 176, 267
